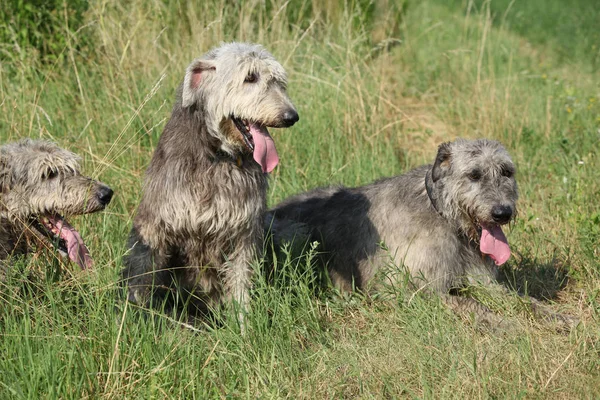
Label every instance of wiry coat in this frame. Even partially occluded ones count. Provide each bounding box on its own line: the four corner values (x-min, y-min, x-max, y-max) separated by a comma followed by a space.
269, 165, 501, 293
122, 42, 298, 318
124, 95, 267, 311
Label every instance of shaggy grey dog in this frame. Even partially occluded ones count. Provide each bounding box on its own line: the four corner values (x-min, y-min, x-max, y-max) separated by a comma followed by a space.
122, 42, 299, 321
268, 138, 572, 327
0, 139, 113, 270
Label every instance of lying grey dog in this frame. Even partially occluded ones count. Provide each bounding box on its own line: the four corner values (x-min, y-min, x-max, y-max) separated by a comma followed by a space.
268, 138, 574, 327
0, 139, 113, 270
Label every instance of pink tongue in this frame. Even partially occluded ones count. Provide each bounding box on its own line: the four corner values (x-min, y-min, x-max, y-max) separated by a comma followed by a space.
249, 124, 279, 173
480, 224, 511, 265
48, 215, 93, 269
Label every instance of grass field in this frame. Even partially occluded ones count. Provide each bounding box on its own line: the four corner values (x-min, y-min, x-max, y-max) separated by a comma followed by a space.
1, 0, 599, 398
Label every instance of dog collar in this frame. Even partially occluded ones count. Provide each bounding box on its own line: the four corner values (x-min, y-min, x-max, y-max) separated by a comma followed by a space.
424, 170, 442, 216
215, 150, 244, 167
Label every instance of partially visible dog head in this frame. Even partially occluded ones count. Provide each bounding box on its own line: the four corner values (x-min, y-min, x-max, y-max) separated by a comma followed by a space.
0, 139, 113, 268
426, 138, 518, 265
181, 42, 299, 172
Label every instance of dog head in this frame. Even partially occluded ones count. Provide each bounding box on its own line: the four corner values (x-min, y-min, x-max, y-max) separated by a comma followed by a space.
180, 42, 299, 173
426, 138, 518, 265
0, 139, 113, 269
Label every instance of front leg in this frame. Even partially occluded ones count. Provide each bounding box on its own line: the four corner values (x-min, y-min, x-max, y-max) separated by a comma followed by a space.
222, 246, 255, 332
121, 227, 171, 308
441, 294, 515, 331
489, 282, 579, 331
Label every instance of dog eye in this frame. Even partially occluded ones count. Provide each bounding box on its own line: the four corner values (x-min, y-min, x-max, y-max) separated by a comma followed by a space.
244, 72, 258, 83
43, 169, 58, 179
501, 168, 513, 178
468, 170, 481, 181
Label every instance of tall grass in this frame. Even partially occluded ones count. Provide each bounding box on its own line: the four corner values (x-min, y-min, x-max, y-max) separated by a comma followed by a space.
0, 0, 599, 398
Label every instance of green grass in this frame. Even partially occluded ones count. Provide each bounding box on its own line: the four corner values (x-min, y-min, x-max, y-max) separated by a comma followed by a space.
1, 0, 599, 398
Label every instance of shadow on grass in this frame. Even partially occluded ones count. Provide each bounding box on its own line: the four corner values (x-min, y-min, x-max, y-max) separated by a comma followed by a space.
498, 254, 570, 301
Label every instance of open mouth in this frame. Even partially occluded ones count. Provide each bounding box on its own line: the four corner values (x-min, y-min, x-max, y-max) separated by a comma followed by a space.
478, 223, 511, 266
231, 116, 279, 173
29, 214, 93, 270
232, 117, 255, 151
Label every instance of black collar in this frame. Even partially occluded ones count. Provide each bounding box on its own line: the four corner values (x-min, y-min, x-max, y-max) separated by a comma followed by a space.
215, 149, 244, 167
424, 169, 442, 216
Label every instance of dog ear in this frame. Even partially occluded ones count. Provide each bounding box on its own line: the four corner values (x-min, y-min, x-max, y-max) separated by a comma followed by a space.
182, 59, 216, 108
431, 142, 452, 182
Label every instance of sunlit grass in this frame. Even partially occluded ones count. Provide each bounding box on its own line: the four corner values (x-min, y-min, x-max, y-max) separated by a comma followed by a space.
0, 0, 599, 398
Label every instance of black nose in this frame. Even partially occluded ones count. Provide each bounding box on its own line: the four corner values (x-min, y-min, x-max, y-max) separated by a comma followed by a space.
97, 186, 114, 206
491, 205, 512, 224
281, 109, 299, 127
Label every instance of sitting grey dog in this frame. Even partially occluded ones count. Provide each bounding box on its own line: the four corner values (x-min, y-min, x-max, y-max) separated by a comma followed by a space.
268, 138, 574, 328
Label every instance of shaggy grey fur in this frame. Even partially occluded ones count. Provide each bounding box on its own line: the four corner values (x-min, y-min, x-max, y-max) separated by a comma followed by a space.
122, 42, 298, 321
0, 139, 113, 270
268, 138, 573, 328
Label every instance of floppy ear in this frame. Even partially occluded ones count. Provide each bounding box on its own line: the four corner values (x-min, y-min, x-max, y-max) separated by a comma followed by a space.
182, 59, 216, 108
431, 142, 452, 182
